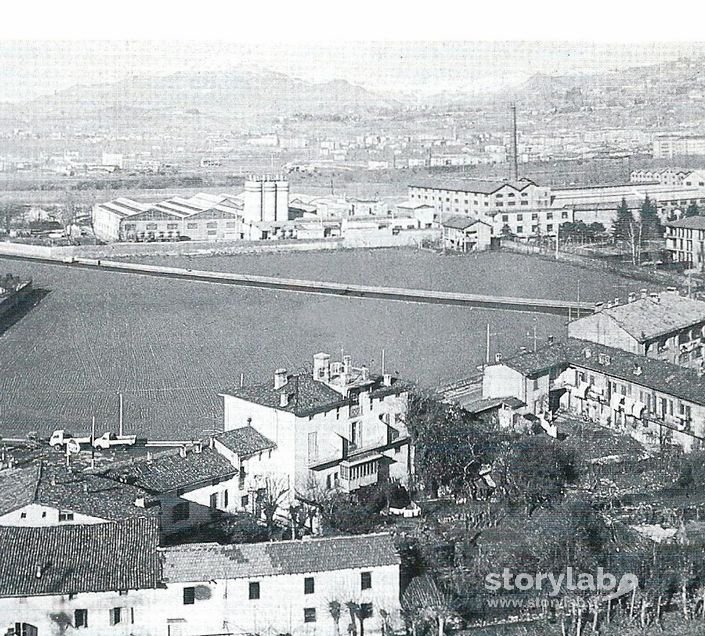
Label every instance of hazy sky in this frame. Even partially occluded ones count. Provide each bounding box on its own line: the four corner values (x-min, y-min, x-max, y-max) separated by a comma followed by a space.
2, 41, 705, 102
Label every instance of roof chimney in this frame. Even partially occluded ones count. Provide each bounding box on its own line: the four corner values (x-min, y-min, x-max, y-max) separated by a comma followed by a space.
179, 446, 187, 459
640, 289, 648, 299
547, 335, 555, 345
614, 297, 620, 306
594, 302, 604, 312
35, 565, 42, 579
343, 355, 352, 376
360, 365, 370, 381
279, 392, 289, 407
628, 292, 637, 303
194, 442, 202, 454
633, 363, 643, 376
274, 368, 288, 390
495, 352, 503, 362
383, 373, 392, 387
313, 353, 331, 382
666, 286, 678, 294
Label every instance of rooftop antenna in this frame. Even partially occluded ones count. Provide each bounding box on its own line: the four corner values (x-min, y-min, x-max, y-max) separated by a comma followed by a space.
510, 102, 519, 181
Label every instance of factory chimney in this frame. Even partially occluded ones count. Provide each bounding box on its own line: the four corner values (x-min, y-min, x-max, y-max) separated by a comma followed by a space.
510, 102, 519, 181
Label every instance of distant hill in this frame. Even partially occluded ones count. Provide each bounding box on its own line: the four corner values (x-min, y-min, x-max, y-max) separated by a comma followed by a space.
11, 67, 400, 130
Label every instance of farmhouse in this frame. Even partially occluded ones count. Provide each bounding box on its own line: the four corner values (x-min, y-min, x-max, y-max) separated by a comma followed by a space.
482, 338, 705, 452
0, 519, 402, 636
220, 353, 413, 498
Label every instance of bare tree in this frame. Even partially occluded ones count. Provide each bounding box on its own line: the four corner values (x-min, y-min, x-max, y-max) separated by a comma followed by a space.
402, 575, 455, 636
256, 474, 290, 539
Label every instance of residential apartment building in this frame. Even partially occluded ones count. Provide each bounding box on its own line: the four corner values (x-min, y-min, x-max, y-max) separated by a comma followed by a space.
483, 338, 705, 452
665, 216, 705, 269
568, 289, 705, 368
653, 135, 705, 159
220, 353, 412, 497
0, 520, 401, 636
442, 216, 492, 252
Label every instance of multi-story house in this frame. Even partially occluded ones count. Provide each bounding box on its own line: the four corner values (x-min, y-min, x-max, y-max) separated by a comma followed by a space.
98, 445, 239, 537
220, 353, 412, 497
568, 289, 705, 368
0, 520, 402, 636
441, 216, 492, 252
483, 338, 705, 452
665, 216, 705, 269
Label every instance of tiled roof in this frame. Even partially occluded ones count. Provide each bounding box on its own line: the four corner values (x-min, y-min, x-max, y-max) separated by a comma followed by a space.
410, 178, 536, 195
463, 396, 526, 414
590, 294, 705, 341
215, 426, 276, 457
500, 338, 705, 407
99, 447, 237, 494
667, 216, 705, 229
0, 517, 161, 597
442, 215, 489, 230
162, 533, 399, 582
0, 464, 158, 522
222, 372, 408, 417
0, 466, 40, 517
37, 465, 159, 522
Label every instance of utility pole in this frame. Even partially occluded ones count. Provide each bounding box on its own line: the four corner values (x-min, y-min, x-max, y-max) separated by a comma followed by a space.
91, 415, 96, 470
486, 323, 491, 365
533, 322, 538, 353
555, 222, 560, 260
118, 392, 124, 437
381, 348, 386, 375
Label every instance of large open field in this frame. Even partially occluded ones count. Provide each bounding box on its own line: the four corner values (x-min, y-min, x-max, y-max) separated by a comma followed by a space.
0, 250, 650, 440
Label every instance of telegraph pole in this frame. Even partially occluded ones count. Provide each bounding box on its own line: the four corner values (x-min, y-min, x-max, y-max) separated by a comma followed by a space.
118, 392, 124, 437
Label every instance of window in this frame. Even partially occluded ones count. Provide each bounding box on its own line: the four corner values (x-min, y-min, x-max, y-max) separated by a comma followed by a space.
223, 490, 229, 508
109, 608, 122, 625
59, 510, 74, 522
516, 214, 523, 221
546, 212, 553, 220
206, 221, 218, 228
166, 223, 178, 230
226, 221, 237, 228
119, 590, 128, 596
74, 609, 88, 628
561, 211, 569, 219
241, 495, 249, 508
172, 502, 189, 522
361, 571, 372, 590
304, 577, 315, 594
546, 224, 553, 232
186, 222, 198, 229
183, 587, 195, 605
146, 223, 157, 230
304, 608, 317, 623
20, 511, 26, 519
531, 213, 538, 220
249, 581, 260, 600
360, 603, 373, 618
516, 226, 523, 234
209, 493, 217, 511
308, 432, 318, 463
123, 223, 136, 231
502, 215, 509, 222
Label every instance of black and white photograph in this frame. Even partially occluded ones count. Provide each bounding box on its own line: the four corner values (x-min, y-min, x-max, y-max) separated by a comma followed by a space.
2, 6, 705, 635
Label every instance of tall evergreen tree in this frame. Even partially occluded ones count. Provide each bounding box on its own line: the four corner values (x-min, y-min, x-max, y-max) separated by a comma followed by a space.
639, 194, 661, 241
686, 201, 700, 218
612, 197, 634, 242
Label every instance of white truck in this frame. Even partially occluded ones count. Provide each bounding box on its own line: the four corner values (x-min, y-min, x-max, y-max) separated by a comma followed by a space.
49, 430, 90, 450
92, 432, 137, 450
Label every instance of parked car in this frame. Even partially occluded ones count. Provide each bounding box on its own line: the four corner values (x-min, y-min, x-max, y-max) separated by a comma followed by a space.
92, 432, 137, 450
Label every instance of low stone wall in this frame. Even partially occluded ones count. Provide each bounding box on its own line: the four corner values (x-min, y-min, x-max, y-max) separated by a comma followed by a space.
1, 230, 441, 260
